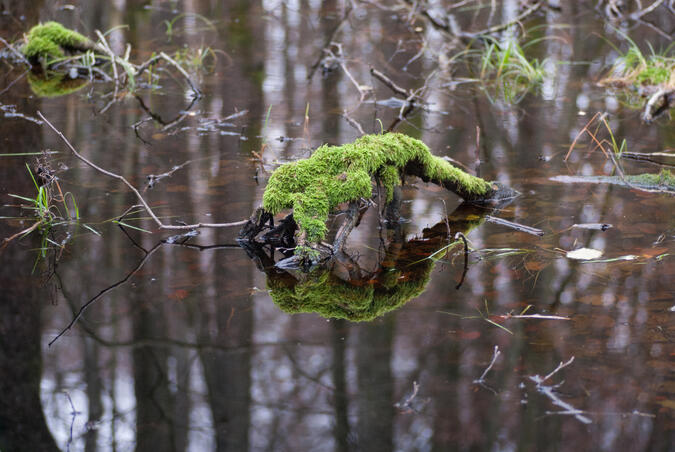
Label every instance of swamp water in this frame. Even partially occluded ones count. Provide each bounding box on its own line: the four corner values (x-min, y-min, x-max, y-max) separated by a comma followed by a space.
0, 1, 673, 451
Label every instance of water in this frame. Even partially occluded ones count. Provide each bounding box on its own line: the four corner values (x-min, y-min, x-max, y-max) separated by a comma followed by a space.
0, 1, 673, 451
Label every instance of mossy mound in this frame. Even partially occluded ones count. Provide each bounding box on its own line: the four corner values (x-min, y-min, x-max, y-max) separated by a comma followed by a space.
23, 22, 93, 63
28, 72, 89, 98
625, 169, 675, 190
255, 210, 487, 319
262, 133, 494, 244
267, 261, 433, 321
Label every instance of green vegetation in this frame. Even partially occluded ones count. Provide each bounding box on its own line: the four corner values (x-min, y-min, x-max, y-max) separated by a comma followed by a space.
625, 169, 675, 189
267, 249, 435, 321
601, 34, 675, 88
27, 72, 89, 98
456, 37, 548, 103
17, 21, 202, 101
2, 164, 84, 261
8, 164, 78, 226
22, 21, 93, 63
162, 12, 217, 43
262, 133, 495, 246
551, 170, 675, 192
265, 210, 489, 320
171, 45, 220, 73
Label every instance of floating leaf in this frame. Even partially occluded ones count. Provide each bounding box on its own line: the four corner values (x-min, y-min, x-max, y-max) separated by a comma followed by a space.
566, 247, 603, 260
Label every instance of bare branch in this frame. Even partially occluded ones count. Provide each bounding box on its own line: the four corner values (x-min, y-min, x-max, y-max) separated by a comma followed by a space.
485, 215, 544, 236
630, 0, 667, 19
0, 36, 32, 67
341, 110, 366, 136
37, 111, 246, 230
466, 1, 544, 37
474, 345, 501, 384
542, 356, 575, 383
528, 356, 592, 424
48, 241, 163, 346
159, 51, 202, 97
370, 67, 410, 98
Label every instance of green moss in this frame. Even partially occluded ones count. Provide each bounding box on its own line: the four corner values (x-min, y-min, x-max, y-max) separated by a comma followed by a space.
23, 21, 92, 62
267, 260, 433, 322
28, 72, 89, 98
625, 169, 675, 189
263, 208, 488, 320
294, 245, 321, 262
262, 133, 492, 245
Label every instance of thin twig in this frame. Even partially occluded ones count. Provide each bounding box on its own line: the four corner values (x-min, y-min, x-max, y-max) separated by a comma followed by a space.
144, 159, 193, 191
135, 55, 162, 78
465, 1, 544, 37
0, 36, 32, 67
394, 381, 422, 412
370, 67, 410, 98
62, 391, 80, 452
49, 241, 163, 346
485, 215, 544, 236
341, 110, 366, 136
542, 356, 575, 383
629, 0, 666, 19
94, 30, 119, 100
37, 111, 246, 230
498, 313, 570, 320
474, 345, 501, 384
454, 231, 469, 289
0, 219, 43, 252
159, 51, 202, 97
307, 5, 354, 80
564, 112, 608, 161
529, 356, 592, 424
0, 69, 29, 97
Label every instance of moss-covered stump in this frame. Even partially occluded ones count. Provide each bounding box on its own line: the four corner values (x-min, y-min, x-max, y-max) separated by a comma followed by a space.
22, 22, 96, 65
261, 211, 487, 320
246, 133, 517, 263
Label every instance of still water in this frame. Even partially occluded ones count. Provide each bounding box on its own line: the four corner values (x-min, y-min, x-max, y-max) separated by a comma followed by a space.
0, 1, 673, 451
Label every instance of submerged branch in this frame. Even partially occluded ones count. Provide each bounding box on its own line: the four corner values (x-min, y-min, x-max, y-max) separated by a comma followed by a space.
474, 345, 501, 385
529, 357, 592, 425
485, 215, 544, 236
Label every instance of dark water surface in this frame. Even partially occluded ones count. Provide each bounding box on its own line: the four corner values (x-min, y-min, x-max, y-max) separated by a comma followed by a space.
1, 1, 674, 451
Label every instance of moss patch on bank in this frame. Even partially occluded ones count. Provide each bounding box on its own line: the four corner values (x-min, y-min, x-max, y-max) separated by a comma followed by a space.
23, 22, 93, 63
625, 169, 675, 190
262, 133, 492, 244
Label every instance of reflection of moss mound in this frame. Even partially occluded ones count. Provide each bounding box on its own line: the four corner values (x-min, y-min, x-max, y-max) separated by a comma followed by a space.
28, 72, 88, 98
262, 133, 492, 245
268, 261, 434, 321
23, 22, 93, 62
